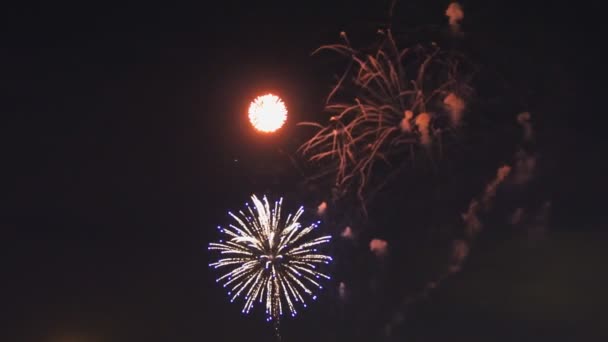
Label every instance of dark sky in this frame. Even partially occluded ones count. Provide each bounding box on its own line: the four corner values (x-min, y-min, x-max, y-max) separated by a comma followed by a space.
1, 1, 605, 341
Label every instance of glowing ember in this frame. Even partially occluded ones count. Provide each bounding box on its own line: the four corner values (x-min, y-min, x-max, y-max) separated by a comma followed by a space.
248, 94, 287, 133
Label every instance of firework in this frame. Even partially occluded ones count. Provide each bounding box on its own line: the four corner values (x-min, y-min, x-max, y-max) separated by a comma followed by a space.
248, 94, 288, 133
298, 30, 473, 212
208, 195, 332, 322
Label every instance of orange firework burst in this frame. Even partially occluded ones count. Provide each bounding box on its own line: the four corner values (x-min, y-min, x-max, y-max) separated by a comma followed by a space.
248, 94, 287, 133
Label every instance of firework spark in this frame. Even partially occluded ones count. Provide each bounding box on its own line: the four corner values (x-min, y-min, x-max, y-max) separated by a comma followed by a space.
208, 195, 332, 323
248, 94, 288, 133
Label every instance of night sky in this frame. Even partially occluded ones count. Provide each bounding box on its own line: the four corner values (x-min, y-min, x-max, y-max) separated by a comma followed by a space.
2, 1, 606, 341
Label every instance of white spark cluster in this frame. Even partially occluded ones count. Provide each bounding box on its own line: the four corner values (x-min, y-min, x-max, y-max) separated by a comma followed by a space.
209, 195, 332, 321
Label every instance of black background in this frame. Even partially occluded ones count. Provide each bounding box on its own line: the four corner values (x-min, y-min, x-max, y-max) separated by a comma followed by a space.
2, 0, 605, 341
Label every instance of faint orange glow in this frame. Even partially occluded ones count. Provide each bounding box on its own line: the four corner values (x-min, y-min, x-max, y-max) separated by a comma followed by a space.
446, 2, 464, 26
370, 238, 388, 257
248, 94, 287, 133
317, 201, 327, 216
341, 226, 353, 239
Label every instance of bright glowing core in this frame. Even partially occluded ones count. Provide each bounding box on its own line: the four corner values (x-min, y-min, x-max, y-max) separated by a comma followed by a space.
248, 94, 287, 133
